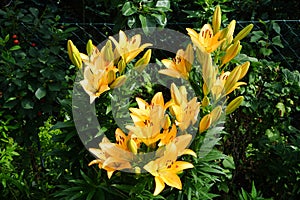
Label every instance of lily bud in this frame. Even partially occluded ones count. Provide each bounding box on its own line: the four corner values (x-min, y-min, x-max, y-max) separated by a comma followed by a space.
226, 96, 244, 114
171, 83, 182, 105
162, 114, 171, 130
127, 139, 138, 154
117, 59, 126, 74
107, 70, 116, 85
210, 105, 222, 123
134, 49, 152, 72
110, 75, 127, 88
238, 61, 250, 80
203, 82, 210, 96
202, 52, 215, 90
86, 39, 94, 57
212, 5, 221, 34
202, 96, 210, 107
199, 114, 211, 133
233, 24, 254, 43
224, 65, 241, 94
102, 40, 114, 63
221, 40, 241, 66
67, 40, 82, 69
185, 44, 194, 72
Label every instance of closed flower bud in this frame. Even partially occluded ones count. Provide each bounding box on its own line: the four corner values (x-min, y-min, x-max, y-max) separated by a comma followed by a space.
127, 139, 138, 154
107, 70, 116, 85
202, 96, 210, 107
162, 114, 171, 130
134, 49, 152, 72
67, 40, 82, 69
212, 5, 221, 34
233, 24, 254, 43
118, 59, 126, 74
224, 65, 241, 94
210, 105, 222, 123
221, 40, 241, 66
238, 61, 250, 80
199, 114, 211, 133
86, 39, 94, 57
110, 75, 127, 88
226, 96, 244, 115
102, 40, 114, 63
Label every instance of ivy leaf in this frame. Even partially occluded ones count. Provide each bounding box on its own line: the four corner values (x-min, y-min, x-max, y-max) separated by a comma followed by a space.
139, 14, 156, 35
121, 2, 137, 16
21, 99, 34, 109
35, 87, 46, 100
272, 22, 281, 34
272, 36, 284, 48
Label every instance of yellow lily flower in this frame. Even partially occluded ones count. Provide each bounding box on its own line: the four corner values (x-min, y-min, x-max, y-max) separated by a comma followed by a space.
211, 66, 246, 100
170, 83, 200, 130
129, 92, 171, 127
126, 105, 165, 146
144, 143, 194, 196
80, 67, 110, 104
109, 30, 152, 63
88, 147, 116, 179
88, 134, 136, 179
159, 44, 194, 80
186, 24, 225, 53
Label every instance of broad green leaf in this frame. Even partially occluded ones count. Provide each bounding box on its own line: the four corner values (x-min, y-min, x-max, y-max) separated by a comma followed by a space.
121, 2, 137, 16
35, 87, 46, 100
222, 155, 235, 169
21, 99, 34, 109
139, 14, 156, 34
250, 31, 265, 43
259, 47, 272, 56
272, 36, 284, 48
272, 22, 281, 34
251, 181, 257, 198
151, 13, 167, 27
127, 16, 136, 28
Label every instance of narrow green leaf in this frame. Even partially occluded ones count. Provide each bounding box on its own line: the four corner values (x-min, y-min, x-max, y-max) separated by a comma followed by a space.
9, 45, 21, 51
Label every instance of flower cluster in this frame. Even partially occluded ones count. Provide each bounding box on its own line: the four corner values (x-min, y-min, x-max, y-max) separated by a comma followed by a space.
68, 5, 253, 196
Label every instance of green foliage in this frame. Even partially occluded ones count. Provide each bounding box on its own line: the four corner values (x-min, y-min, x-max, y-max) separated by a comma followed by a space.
223, 20, 300, 199
238, 181, 272, 200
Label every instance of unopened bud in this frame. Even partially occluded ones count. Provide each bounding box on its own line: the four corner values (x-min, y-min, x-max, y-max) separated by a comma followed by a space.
118, 59, 126, 74
221, 40, 241, 66
127, 139, 138, 154
233, 24, 254, 43
107, 70, 116, 85
102, 40, 114, 63
110, 75, 127, 88
226, 96, 244, 115
224, 65, 241, 94
134, 49, 152, 72
199, 114, 211, 133
210, 105, 222, 123
212, 5, 221, 34
86, 39, 94, 57
67, 40, 82, 69
202, 96, 210, 107
239, 61, 250, 80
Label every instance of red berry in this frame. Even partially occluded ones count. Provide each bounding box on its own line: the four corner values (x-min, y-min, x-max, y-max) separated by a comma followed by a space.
37, 111, 42, 116
31, 42, 36, 47
12, 34, 17, 39
13, 39, 19, 45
